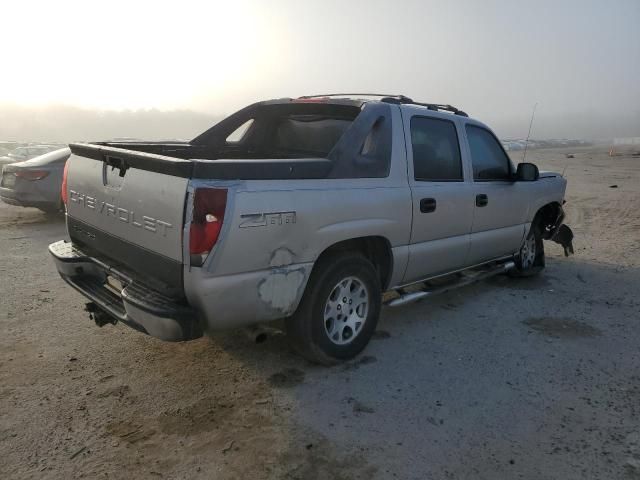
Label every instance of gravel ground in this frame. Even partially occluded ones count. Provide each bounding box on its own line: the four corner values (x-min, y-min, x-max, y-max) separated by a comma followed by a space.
1, 146, 639, 479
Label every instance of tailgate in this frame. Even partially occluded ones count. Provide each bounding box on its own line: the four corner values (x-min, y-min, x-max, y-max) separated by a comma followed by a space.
65, 143, 192, 294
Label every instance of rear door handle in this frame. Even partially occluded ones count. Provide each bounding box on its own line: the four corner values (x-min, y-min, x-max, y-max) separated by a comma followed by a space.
476, 194, 488, 207
420, 198, 437, 213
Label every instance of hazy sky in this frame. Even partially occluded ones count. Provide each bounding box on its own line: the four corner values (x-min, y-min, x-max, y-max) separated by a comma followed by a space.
2, 0, 639, 138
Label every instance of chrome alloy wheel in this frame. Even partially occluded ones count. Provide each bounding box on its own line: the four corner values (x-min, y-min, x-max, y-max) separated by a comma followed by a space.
520, 233, 537, 269
323, 276, 369, 345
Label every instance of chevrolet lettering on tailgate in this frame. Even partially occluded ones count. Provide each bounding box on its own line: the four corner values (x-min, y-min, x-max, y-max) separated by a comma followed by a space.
69, 189, 173, 235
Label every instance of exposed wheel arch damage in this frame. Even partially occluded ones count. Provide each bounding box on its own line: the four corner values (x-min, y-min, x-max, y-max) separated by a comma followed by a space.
258, 237, 392, 318
533, 202, 574, 256
257, 266, 307, 315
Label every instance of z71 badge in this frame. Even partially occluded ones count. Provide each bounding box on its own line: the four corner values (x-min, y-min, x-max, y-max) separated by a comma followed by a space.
239, 211, 296, 228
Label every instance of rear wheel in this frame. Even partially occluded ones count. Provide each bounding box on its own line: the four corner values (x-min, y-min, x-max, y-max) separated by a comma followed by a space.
286, 253, 381, 365
511, 222, 545, 277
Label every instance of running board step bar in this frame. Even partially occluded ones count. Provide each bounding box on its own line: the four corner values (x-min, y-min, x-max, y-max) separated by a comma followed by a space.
385, 261, 515, 307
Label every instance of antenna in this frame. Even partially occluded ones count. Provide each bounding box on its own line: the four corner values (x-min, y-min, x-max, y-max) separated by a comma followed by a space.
522, 102, 537, 163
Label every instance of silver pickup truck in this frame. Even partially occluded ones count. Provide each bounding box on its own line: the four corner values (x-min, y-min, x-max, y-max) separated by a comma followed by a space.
50, 94, 573, 364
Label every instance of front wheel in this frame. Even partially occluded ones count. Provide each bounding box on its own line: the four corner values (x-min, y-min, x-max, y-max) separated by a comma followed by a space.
510, 223, 545, 277
286, 253, 381, 365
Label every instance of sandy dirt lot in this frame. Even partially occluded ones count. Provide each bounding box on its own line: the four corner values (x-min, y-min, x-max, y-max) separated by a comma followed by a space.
1, 146, 639, 479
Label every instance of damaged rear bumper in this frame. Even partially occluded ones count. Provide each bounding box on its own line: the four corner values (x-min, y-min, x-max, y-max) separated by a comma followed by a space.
49, 240, 202, 341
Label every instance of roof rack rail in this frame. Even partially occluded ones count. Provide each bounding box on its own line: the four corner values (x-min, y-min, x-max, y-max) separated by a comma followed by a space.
297, 93, 468, 117
298, 93, 405, 100
379, 96, 469, 117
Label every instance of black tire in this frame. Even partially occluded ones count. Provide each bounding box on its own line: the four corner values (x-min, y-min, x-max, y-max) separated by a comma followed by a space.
286, 252, 381, 365
510, 222, 545, 277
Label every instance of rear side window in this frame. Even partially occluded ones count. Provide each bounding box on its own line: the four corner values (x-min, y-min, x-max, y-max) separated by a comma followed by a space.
466, 125, 512, 181
361, 117, 385, 157
326, 103, 392, 179
410, 117, 463, 181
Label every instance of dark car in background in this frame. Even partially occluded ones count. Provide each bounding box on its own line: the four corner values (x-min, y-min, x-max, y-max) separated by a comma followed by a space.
0, 144, 64, 170
1, 147, 71, 213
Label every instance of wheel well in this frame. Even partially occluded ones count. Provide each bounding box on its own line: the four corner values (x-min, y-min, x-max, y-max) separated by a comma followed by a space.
533, 202, 562, 238
314, 236, 393, 290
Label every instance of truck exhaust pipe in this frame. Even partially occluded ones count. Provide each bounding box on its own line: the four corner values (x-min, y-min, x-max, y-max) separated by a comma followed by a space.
244, 325, 281, 344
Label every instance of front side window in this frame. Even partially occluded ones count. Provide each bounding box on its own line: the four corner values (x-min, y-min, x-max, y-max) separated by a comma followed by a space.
410, 116, 463, 181
466, 125, 512, 181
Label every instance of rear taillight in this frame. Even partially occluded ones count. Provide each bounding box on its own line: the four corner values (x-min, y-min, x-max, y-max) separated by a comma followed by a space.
15, 170, 49, 181
61, 160, 70, 204
189, 188, 227, 262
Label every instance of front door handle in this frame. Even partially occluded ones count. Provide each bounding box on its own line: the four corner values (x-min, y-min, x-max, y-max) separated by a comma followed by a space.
420, 197, 437, 213
476, 194, 488, 207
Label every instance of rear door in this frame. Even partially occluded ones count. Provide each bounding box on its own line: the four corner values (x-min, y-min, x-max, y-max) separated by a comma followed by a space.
65, 144, 191, 294
402, 109, 476, 283
463, 124, 528, 264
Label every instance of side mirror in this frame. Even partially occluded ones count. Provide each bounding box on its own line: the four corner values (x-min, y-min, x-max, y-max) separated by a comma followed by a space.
515, 162, 539, 181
